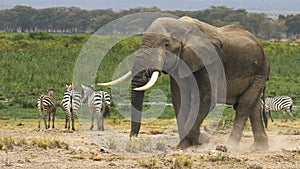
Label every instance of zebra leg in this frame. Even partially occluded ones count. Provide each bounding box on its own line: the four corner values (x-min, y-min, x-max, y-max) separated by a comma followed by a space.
262, 110, 268, 129
100, 113, 104, 131
38, 111, 42, 130
286, 110, 294, 122
268, 111, 274, 122
102, 115, 104, 131
65, 114, 68, 129
66, 112, 71, 130
47, 112, 51, 129
44, 113, 48, 129
71, 112, 75, 131
90, 111, 94, 130
52, 109, 56, 129
97, 112, 101, 131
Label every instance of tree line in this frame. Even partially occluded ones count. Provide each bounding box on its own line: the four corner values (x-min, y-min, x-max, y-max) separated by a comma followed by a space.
1, 5, 300, 40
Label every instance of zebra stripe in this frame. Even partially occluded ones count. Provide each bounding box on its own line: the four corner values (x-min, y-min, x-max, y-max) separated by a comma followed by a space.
61, 89, 82, 131
81, 85, 110, 131
263, 96, 294, 123
37, 89, 57, 130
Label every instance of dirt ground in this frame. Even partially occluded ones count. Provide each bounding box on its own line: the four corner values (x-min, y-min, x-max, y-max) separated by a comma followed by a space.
0, 119, 299, 169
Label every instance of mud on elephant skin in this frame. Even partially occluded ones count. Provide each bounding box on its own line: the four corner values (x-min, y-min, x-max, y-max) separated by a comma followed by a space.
99, 16, 270, 151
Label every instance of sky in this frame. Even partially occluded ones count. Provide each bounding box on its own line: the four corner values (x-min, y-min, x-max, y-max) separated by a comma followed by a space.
1, 0, 300, 14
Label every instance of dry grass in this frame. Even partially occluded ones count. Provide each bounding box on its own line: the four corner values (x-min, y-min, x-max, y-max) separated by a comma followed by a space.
173, 153, 193, 169
0, 133, 69, 151
30, 135, 69, 150
138, 158, 160, 169
124, 137, 152, 153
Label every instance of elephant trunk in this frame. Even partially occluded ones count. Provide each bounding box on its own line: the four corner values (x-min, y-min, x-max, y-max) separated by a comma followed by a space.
130, 51, 162, 137
130, 72, 145, 137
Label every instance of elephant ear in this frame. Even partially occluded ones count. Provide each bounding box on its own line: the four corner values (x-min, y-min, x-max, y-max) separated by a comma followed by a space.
178, 27, 222, 78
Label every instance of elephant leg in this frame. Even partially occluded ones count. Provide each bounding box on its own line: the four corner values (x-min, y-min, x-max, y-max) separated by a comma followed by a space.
228, 77, 268, 150
184, 70, 214, 147
249, 99, 269, 151
227, 102, 250, 149
171, 76, 206, 149
170, 77, 190, 141
185, 94, 211, 146
170, 77, 192, 148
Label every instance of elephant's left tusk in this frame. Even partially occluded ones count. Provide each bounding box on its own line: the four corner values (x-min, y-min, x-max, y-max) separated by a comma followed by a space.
133, 71, 159, 91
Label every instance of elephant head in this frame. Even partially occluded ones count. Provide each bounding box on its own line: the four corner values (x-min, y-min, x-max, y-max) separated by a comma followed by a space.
99, 17, 223, 138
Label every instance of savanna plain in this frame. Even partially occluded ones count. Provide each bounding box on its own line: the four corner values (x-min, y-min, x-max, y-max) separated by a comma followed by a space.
0, 32, 300, 168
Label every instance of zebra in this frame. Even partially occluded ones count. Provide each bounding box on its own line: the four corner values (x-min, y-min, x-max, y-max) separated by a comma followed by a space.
60, 84, 82, 131
261, 96, 294, 125
37, 88, 57, 130
81, 84, 110, 131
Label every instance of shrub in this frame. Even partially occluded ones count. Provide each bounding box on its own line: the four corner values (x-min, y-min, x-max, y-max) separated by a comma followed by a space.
29, 31, 54, 40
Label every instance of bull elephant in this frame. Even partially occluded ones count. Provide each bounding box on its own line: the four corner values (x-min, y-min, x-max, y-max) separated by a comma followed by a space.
99, 16, 270, 150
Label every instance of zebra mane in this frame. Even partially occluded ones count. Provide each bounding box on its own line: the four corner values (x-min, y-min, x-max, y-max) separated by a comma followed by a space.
87, 85, 94, 91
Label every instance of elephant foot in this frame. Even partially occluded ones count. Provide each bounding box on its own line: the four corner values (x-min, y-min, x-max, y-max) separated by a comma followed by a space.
226, 138, 240, 152
176, 138, 195, 150
250, 142, 269, 152
199, 132, 210, 145
176, 133, 210, 150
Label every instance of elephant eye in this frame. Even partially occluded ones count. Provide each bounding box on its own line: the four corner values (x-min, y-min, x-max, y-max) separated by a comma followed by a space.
164, 41, 170, 48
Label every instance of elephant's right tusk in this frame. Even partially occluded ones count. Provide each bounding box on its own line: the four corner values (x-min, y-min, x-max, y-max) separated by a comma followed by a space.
97, 71, 132, 87
133, 71, 159, 91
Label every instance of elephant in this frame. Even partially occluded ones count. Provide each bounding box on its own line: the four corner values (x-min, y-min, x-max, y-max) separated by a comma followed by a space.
99, 16, 270, 150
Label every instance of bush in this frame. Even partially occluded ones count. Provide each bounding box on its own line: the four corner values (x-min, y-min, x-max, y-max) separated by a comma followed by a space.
29, 31, 54, 40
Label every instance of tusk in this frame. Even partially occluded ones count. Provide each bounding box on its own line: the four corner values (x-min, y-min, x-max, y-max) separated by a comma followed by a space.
97, 71, 132, 87
133, 71, 159, 91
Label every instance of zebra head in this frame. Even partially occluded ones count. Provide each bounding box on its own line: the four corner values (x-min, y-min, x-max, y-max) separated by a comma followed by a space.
47, 88, 55, 97
66, 83, 75, 91
81, 84, 94, 103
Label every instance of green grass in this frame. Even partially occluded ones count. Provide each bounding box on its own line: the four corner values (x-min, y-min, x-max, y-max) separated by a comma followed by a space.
0, 32, 300, 122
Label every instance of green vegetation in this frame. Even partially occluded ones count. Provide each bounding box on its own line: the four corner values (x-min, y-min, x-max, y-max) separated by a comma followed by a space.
0, 32, 299, 123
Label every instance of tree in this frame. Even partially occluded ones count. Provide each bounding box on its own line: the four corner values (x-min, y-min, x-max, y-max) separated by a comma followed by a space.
285, 14, 300, 39
11, 6, 36, 32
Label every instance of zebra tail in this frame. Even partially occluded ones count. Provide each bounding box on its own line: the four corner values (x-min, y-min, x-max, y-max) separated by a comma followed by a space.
103, 105, 110, 118
262, 85, 268, 129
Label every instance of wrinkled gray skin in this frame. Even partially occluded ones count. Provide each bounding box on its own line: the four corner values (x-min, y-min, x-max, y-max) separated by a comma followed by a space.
130, 16, 270, 150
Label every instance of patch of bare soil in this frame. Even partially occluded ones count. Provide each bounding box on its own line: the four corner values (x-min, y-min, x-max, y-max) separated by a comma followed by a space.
0, 120, 299, 169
